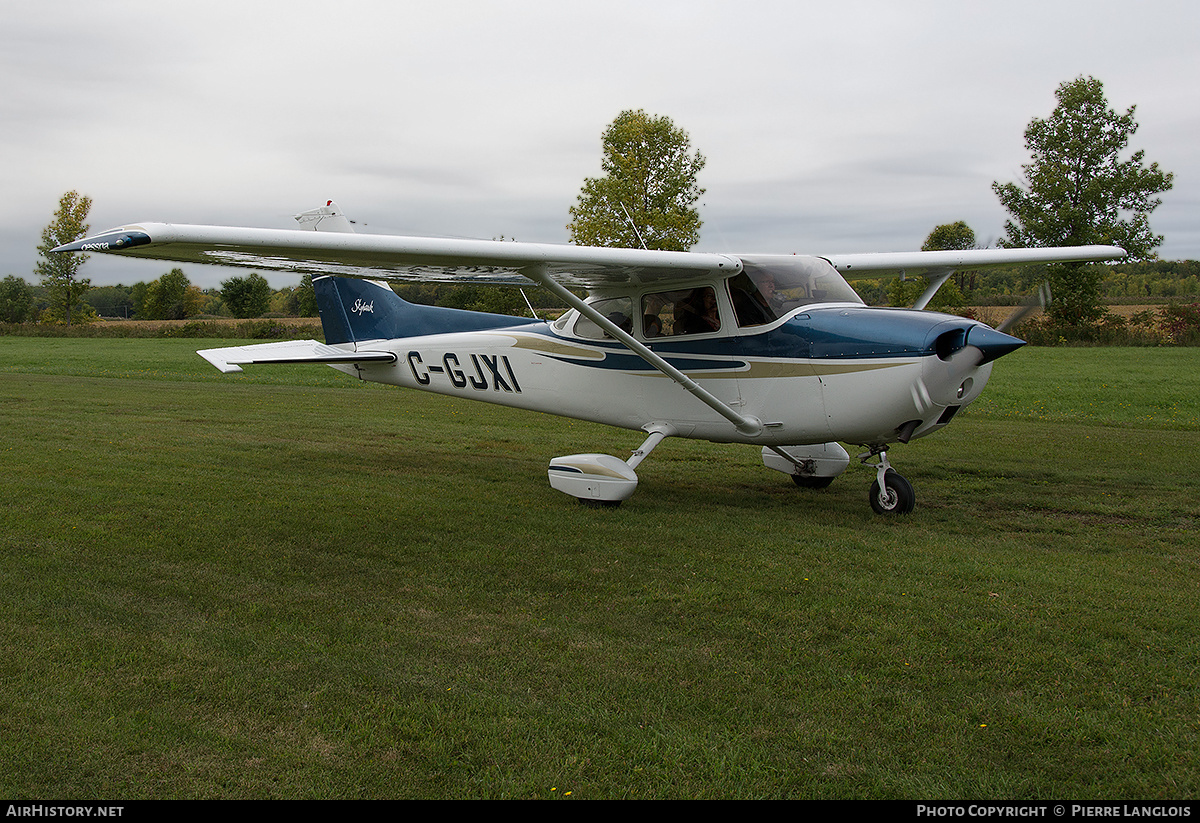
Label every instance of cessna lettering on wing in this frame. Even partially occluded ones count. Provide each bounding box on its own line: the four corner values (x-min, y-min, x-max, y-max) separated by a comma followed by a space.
407, 351, 522, 393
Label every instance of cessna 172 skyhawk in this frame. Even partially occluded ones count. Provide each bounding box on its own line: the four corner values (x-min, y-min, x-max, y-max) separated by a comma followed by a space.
55, 202, 1124, 514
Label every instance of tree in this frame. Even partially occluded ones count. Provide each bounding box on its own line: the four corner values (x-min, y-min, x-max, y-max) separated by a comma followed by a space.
35, 191, 94, 325
220, 272, 272, 318
200, 290, 226, 317
992, 77, 1173, 324
84, 285, 135, 319
0, 275, 35, 323
568, 110, 706, 251
129, 281, 150, 318
270, 287, 301, 317
142, 268, 205, 320
922, 220, 978, 297
296, 274, 319, 317
437, 284, 530, 316
887, 269, 965, 310
921, 221, 976, 253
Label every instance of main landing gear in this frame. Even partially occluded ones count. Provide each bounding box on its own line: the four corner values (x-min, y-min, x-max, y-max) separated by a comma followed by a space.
550, 433, 916, 516
547, 426, 674, 508
765, 443, 915, 515
859, 446, 916, 515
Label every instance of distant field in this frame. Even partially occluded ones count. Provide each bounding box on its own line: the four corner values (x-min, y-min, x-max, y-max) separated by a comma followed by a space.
95, 316, 325, 330
965, 305, 1171, 331
1, 338, 1197, 798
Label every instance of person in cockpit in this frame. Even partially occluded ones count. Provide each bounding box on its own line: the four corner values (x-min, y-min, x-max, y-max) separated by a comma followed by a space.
730, 272, 779, 326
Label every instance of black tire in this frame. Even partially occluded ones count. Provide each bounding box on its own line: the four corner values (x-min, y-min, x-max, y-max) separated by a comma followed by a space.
792, 474, 835, 489
869, 469, 915, 515
578, 497, 622, 509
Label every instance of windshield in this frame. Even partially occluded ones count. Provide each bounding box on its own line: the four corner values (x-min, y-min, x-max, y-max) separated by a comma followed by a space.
728, 255, 862, 326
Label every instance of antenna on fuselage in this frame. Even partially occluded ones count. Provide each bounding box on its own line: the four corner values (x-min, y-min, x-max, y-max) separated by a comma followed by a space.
520, 288, 540, 320
620, 202, 649, 250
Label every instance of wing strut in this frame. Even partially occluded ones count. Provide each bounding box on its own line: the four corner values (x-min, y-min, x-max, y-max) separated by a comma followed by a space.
911, 268, 956, 311
524, 265, 763, 437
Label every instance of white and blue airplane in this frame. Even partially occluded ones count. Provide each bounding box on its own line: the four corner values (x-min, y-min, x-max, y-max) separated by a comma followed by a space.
55, 202, 1124, 514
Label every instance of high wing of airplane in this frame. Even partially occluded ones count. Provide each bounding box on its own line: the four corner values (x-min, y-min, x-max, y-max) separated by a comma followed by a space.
55, 202, 1124, 514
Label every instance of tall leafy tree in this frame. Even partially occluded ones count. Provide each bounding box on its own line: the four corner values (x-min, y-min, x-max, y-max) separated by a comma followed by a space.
143, 268, 204, 320
921, 221, 976, 253
992, 77, 1173, 324
220, 272, 272, 319
35, 191, 93, 325
568, 110, 705, 251
296, 274, 319, 317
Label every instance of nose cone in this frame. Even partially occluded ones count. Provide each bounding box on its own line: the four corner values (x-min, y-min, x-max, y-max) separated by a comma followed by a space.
968, 325, 1026, 364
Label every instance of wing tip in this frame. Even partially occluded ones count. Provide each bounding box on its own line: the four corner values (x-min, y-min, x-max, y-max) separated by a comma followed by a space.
51, 229, 154, 255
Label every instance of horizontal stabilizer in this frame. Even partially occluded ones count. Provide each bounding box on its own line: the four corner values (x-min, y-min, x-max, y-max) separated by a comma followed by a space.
197, 340, 396, 374
294, 201, 355, 233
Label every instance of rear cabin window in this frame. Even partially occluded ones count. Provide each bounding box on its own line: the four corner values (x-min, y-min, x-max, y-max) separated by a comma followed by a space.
572, 296, 634, 339
563, 257, 860, 340
640, 286, 720, 337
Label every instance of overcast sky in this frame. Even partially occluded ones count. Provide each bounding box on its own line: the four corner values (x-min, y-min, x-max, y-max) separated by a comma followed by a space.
4, 0, 1196, 289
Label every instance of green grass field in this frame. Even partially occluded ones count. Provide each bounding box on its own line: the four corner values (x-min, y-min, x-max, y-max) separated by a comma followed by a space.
1, 338, 1197, 799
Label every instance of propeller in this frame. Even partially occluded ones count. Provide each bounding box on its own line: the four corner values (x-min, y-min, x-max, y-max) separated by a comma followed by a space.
996, 283, 1051, 333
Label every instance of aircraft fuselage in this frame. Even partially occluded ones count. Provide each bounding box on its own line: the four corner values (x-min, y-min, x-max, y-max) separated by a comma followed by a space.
335, 302, 1001, 449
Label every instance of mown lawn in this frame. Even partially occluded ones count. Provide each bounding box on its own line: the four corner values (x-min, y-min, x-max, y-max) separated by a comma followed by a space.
1, 339, 1197, 798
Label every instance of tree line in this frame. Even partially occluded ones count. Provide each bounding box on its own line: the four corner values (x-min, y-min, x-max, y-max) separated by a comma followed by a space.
4, 188, 324, 324
1, 264, 319, 324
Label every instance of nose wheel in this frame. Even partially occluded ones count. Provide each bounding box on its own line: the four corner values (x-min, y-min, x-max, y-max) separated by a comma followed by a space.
860, 448, 916, 515
870, 468, 915, 514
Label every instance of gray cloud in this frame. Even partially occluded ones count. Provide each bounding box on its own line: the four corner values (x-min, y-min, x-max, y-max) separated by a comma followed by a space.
4, 0, 1196, 290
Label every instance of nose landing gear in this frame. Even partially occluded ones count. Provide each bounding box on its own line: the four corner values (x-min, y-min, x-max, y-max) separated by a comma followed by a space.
859, 447, 916, 515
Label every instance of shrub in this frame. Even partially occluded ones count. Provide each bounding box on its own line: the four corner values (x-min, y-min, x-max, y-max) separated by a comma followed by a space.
1159, 303, 1200, 345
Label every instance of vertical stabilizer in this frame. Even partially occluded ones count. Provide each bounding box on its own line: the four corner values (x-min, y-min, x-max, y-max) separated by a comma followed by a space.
313, 276, 542, 345
296, 202, 544, 345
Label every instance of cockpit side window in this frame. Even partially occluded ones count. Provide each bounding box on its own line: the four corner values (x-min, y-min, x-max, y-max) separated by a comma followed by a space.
730, 257, 864, 327
728, 272, 778, 327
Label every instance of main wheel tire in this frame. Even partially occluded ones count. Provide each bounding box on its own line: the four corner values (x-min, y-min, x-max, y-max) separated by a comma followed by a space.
578, 497, 622, 509
869, 469, 915, 515
792, 474, 835, 489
